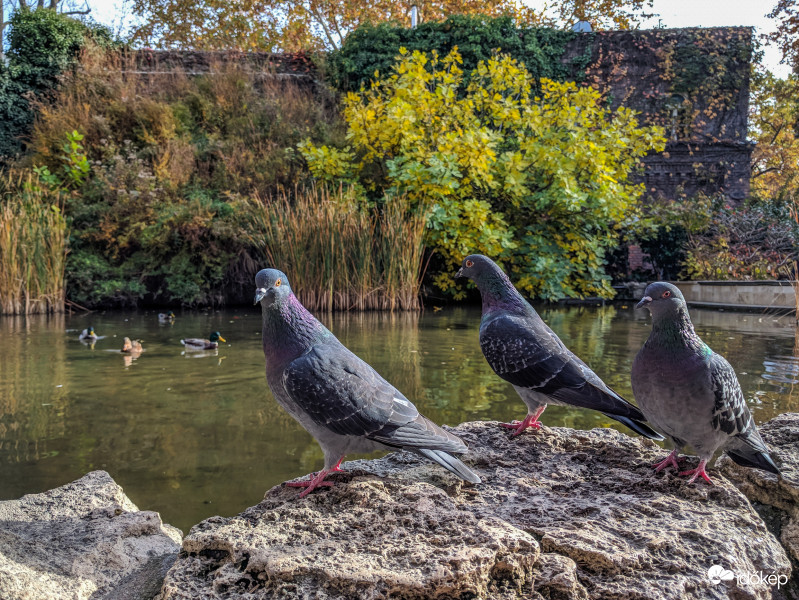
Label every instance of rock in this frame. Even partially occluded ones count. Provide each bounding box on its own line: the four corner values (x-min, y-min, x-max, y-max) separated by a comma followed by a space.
160, 420, 793, 600
157, 478, 538, 599
0, 470, 182, 600
719, 412, 799, 599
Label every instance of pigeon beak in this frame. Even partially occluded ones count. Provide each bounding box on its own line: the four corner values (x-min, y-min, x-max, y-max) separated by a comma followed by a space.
254, 288, 267, 304
455, 267, 464, 279
635, 296, 653, 310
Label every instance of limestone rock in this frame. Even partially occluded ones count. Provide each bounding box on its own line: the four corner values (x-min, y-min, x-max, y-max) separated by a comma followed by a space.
161, 419, 793, 600
719, 412, 799, 598
158, 478, 538, 599
0, 470, 182, 600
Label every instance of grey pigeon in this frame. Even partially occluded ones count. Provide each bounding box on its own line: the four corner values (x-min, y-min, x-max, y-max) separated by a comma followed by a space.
254, 268, 480, 497
632, 281, 780, 484
456, 254, 663, 440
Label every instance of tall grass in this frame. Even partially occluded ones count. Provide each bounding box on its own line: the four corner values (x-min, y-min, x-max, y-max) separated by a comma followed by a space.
0, 171, 68, 314
242, 186, 427, 311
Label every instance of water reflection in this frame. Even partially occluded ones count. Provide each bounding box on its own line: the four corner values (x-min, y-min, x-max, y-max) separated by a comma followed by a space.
0, 305, 795, 532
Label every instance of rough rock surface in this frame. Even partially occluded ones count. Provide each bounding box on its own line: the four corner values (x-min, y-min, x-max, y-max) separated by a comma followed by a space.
0, 470, 182, 600
719, 412, 799, 599
160, 418, 795, 600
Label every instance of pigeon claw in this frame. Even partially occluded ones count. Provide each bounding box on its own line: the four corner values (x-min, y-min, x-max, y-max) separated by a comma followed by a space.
500, 411, 545, 437
678, 459, 714, 485
285, 469, 335, 498
652, 449, 685, 472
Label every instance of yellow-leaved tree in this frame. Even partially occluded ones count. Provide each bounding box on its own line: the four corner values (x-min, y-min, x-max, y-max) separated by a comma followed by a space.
301, 48, 665, 299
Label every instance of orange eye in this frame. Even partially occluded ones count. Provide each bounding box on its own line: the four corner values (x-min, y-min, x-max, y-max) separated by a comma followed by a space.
275, 279, 282, 287
663, 290, 671, 298
465, 260, 474, 268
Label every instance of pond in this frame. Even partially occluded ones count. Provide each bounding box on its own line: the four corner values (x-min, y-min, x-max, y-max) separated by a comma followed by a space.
0, 304, 796, 533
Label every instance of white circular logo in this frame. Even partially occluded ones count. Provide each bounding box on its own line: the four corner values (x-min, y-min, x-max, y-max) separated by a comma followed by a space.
708, 565, 735, 585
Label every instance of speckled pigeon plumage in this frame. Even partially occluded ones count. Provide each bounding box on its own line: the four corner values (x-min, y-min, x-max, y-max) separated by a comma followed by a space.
254, 268, 480, 497
632, 281, 780, 484
456, 254, 663, 440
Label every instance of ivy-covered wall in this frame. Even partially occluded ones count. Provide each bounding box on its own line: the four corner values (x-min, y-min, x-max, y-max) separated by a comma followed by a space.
130, 24, 753, 201
560, 27, 753, 201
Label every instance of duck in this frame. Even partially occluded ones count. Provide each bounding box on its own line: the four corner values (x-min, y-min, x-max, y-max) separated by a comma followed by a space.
121, 337, 143, 353
158, 311, 176, 323
181, 331, 225, 350
79, 327, 98, 341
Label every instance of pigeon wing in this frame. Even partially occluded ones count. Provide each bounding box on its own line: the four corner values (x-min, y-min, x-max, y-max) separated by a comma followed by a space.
480, 313, 643, 417
282, 343, 465, 453
709, 353, 762, 446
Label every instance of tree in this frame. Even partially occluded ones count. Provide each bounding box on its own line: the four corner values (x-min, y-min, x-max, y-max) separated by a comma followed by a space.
300, 48, 665, 299
767, 0, 799, 72
129, 0, 656, 51
750, 68, 799, 202
1, 0, 90, 61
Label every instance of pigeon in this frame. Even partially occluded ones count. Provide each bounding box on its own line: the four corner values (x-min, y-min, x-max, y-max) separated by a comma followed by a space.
255, 268, 480, 498
632, 281, 780, 484
181, 331, 225, 350
456, 254, 663, 440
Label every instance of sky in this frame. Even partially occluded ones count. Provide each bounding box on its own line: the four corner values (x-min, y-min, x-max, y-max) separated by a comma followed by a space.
80, 0, 791, 77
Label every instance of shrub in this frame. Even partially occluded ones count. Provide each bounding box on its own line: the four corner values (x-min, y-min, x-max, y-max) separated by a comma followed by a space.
302, 48, 665, 300
329, 15, 588, 93
22, 46, 343, 307
682, 199, 799, 280
0, 8, 116, 162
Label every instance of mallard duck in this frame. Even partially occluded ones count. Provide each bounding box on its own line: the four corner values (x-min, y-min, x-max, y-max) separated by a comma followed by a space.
121, 337, 143, 353
158, 311, 176, 323
181, 331, 225, 350
79, 327, 98, 341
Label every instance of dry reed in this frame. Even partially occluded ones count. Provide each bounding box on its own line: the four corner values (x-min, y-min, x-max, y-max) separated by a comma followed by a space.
0, 171, 68, 314
242, 185, 427, 311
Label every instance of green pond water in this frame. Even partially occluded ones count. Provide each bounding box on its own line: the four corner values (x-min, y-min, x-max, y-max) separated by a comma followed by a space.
0, 304, 796, 533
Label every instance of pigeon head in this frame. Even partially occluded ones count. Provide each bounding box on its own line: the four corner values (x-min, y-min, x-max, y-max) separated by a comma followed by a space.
456, 254, 507, 287
636, 282, 686, 317
456, 254, 526, 311
254, 268, 294, 309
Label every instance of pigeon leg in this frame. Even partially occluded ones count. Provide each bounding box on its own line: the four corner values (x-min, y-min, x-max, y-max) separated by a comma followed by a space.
500, 406, 546, 437
652, 449, 684, 472
678, 458, 714, 485
285, 469, 335, 498
330, 457, 346, 473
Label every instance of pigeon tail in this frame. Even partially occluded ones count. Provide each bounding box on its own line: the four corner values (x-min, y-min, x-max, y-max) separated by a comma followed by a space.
417, 448, 481, 484
726, 447, 781, 476
602, 413, 664, 441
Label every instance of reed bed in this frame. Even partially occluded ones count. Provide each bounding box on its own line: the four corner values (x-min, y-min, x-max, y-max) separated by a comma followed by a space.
243, 186, 427, 311
0, 172, 68, 314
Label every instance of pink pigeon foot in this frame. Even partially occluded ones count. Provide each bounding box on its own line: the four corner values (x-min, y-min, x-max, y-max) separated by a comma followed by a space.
678, 458, 714, 485
330, 457, 346, 473
285, 469, 335, 498
500, 407, 546, 437
652, 449, 685, 472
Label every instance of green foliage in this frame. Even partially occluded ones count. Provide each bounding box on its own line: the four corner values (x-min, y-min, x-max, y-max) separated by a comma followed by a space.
0, 9, 115, 162
329, 15, 588, 93
302, 48, 665, 300
22, 49, 342, 307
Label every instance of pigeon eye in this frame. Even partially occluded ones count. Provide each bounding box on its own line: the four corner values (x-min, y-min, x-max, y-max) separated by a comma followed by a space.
663, 290, 671, 298
275, 279, 282, 287
465, 260, 474, 268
